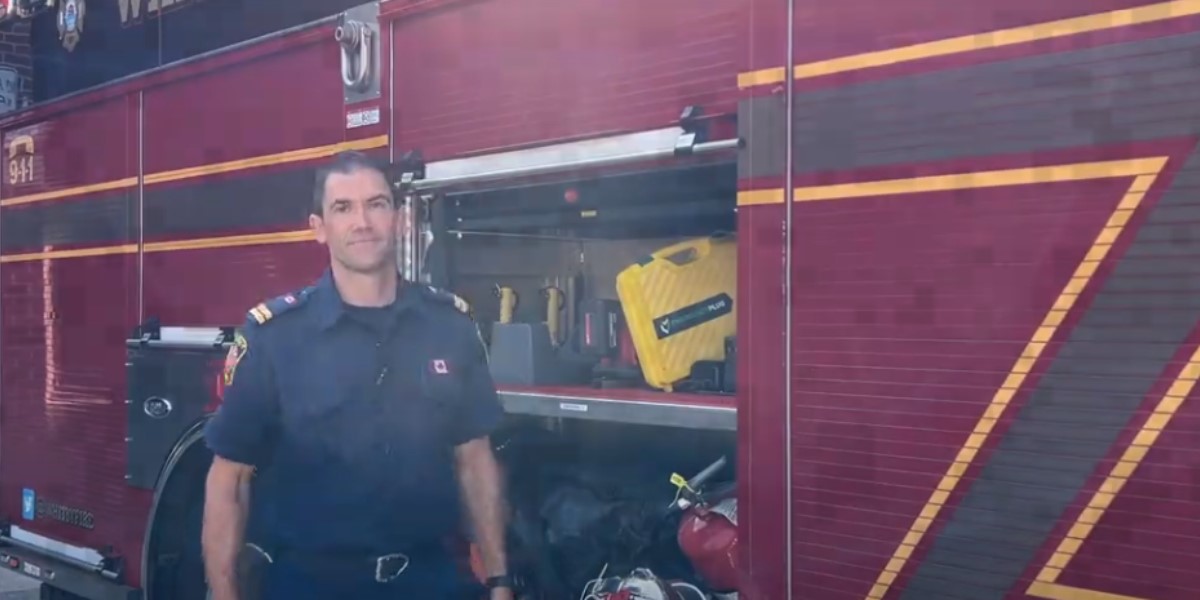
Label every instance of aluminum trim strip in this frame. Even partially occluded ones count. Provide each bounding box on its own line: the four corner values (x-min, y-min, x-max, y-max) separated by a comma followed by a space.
498, 390, 736, 431
9, 526, 105, 569
424, 127, 685, 181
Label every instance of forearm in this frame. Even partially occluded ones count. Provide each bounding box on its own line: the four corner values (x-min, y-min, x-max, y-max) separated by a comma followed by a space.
458, 444, 508, 576
202, 471, 252, 599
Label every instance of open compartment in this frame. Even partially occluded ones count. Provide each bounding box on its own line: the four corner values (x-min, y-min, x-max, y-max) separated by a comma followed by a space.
487, 418, 738, 598
396, 121, 744, 597
434, 160, 743, 594
422, 157, 739, 426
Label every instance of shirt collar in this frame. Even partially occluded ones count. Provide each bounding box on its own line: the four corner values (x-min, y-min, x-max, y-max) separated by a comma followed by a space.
311, 268, 420, 331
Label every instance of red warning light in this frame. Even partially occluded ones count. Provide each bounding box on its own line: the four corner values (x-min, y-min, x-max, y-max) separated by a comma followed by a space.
563, 188, 579, 204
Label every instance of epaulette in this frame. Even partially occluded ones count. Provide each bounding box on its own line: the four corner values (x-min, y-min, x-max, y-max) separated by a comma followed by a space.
245, 286, 315, 326
422, 285, 473, 318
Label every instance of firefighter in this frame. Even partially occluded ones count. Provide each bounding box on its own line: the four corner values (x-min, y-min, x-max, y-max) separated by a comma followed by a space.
200, 151, 514, 600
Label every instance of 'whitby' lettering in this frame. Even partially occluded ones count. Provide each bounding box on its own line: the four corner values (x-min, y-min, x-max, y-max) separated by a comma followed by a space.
118, 0, 200, 26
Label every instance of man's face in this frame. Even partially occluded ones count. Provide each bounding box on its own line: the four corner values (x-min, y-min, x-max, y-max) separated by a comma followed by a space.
310, 167, 400, 274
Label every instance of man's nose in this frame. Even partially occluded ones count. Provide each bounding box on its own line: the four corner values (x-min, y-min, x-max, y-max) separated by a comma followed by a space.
350, 205, 372, 229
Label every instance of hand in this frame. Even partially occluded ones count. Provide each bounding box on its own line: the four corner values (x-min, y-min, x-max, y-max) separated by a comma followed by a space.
208, 589, 239, 600
489, 586, 514, 600
206, 578, 240, 600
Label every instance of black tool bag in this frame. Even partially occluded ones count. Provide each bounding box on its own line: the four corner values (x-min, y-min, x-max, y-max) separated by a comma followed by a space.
495, 428, 695, 598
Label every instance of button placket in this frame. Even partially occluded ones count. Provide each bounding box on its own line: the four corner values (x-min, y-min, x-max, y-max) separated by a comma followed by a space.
374, 339, 389, 386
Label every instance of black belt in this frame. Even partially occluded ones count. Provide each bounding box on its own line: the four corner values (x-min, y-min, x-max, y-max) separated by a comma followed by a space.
271, 543, 446, 583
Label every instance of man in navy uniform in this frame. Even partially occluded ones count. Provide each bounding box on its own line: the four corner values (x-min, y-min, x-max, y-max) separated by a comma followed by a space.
200, 151, 513, 600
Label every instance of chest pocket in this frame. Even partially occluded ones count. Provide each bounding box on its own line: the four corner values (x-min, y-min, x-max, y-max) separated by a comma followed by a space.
417, 355, 465, 432
420, 356, 465, 400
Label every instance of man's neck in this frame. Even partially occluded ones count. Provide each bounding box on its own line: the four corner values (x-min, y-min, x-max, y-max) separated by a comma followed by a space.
331, 263, 399, 307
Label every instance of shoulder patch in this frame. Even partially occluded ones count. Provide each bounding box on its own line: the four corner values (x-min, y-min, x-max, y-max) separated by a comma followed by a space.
245, 287, 314, 326
223, 330, 249, 386
424, 285, 472, 317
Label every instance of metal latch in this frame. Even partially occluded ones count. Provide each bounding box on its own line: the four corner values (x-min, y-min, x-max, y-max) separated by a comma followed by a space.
336, 16, 373, 92
335, 4, 381, 104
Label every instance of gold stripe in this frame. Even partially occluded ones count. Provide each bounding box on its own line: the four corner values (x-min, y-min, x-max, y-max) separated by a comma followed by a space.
1028, 581, 1150, 600
0, 135, 389, 208
1025, 347, 1200, 600
738, 0, 1200, 88
0, 178, 140, 207
0, 229, 313, 263
142, 136, 388, 185
862, 157, 1170, 600
737, 157, 1169, 206
0, 243, 139, 263
735, 188, 784, 206
144, 229, 314, 253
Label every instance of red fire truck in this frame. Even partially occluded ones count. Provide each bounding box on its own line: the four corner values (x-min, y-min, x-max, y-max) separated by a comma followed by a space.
3, 0, 1200, 598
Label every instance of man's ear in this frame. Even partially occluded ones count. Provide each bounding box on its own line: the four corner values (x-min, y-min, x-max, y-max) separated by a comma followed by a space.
309, 213, 327, 245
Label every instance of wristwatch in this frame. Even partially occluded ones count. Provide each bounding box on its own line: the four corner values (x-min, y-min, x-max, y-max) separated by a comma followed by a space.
485, 574, 514, 590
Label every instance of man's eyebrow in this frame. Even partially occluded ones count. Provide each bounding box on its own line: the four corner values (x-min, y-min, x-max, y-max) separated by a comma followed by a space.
328, 195, 391, 205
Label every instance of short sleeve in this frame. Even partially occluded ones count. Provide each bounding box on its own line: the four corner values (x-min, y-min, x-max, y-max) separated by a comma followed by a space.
204, 326, 280, 466
446, 323, 505, 446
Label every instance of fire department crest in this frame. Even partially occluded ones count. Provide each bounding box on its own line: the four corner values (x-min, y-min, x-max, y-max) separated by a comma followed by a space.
57, 0, 85, 52
223, 330, 248, 386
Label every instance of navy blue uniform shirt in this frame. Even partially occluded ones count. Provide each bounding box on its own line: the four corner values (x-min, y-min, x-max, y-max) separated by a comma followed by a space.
204, 270, 504, 554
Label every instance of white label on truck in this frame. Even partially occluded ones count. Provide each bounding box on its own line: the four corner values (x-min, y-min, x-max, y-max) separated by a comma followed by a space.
346, 107, 381, 129
22, 562, 40, 578
559, 402, 588, 412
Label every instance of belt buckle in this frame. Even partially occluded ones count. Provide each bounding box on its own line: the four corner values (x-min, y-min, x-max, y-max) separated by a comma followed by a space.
374, 553, 410, 583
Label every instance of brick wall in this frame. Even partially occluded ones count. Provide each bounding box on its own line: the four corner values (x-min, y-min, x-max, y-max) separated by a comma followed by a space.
0, 18, 31, 114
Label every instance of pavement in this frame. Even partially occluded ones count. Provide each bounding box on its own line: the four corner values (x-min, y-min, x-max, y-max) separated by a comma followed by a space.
0, 568, 40, 599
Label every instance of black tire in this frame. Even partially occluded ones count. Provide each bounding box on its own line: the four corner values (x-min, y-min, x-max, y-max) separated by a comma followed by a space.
145, 442, 212, 600
175, 492, 209, 600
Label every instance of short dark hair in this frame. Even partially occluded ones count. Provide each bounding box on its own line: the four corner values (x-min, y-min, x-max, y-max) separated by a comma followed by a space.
311, 150, 393, 216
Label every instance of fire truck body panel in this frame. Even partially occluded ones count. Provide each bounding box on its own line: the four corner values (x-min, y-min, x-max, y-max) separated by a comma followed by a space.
386, 0, 740, 160
3, 0, 1200, 598
789, 0, 1161, 66
736, 1, 1200, 598
732, 201, 788, 599
0, 88, 144, 590
0, 15, 384, 592
142, 41, 351, 174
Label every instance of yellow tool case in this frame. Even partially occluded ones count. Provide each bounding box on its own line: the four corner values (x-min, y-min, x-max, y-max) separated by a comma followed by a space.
615, 235, 737, 391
